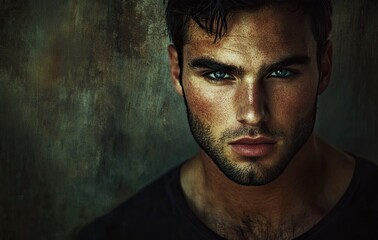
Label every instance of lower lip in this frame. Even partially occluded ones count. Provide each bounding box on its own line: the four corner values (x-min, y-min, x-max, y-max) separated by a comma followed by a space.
230, 143, 275, 157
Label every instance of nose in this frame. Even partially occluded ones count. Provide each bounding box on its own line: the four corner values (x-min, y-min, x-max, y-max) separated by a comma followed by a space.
236, 81, 268, 126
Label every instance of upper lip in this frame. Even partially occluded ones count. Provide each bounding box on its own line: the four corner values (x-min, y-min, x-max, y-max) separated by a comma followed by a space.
229, 136, 276, 145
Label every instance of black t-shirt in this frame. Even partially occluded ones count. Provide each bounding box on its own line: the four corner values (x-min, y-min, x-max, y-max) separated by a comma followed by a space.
77, 158, 378, 239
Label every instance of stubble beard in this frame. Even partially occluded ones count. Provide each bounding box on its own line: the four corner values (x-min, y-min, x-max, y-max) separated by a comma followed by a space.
184, 97, 317, 186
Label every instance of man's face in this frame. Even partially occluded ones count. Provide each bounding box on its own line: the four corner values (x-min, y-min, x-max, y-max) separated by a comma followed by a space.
169, 5, 331, 185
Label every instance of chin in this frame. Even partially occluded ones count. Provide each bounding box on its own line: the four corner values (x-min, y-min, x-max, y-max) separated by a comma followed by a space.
215, 155, 292, 186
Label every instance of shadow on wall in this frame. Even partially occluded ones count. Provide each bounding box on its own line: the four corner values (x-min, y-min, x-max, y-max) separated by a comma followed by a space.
1, 0, 196, 239
316, 0, 378, 160
0, 89, 57, 239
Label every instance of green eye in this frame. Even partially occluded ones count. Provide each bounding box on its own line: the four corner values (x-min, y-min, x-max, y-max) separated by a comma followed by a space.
270, 69, 293, 78
207, 71, 231, 80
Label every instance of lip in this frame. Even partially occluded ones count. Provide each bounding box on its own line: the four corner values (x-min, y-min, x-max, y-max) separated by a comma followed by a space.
229, 137, 276, 157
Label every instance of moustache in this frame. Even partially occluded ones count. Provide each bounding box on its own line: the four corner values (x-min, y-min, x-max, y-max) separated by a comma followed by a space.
220, 125, 284, 141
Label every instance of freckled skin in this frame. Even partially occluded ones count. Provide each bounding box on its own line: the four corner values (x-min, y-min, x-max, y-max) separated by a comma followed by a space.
176, 7, 322, 185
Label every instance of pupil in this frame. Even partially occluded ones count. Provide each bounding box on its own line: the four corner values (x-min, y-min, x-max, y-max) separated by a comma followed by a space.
215, 71, 224, 78
278, 70, 286, 76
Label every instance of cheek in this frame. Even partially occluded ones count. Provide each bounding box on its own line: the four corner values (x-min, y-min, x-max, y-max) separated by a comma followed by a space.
183, 80, 234, 124
269, 81, 318, 122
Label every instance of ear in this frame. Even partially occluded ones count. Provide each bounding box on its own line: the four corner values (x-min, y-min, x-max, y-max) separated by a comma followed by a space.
318, 40, 333, 95
168, 44, 183, 96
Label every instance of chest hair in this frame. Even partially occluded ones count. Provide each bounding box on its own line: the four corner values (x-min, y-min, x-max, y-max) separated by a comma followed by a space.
206, 212, 312, 240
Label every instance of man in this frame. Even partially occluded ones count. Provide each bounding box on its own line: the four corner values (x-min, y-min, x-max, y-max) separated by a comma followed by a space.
78, 0, 378, 239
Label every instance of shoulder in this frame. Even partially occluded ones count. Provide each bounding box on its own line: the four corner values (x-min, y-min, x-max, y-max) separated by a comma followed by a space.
353, 157, 378, 192
318, 157, 378, 239
339, 158, 378, 237
77, 165, 183, 239
346, 157, 378, 214
299, 157, 378, 240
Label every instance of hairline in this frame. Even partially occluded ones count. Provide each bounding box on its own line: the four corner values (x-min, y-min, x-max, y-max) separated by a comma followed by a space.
169, 3, 331, 70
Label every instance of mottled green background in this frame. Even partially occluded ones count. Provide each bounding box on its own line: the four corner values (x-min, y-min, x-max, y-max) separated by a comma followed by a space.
0, 0, 377, 239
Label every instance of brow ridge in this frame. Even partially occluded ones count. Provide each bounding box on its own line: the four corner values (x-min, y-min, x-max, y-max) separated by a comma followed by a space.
188, 55, 311, 77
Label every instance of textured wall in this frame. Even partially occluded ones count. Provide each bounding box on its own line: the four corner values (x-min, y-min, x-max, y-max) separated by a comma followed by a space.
317, 0, 378, 159
0, 0, 377, 239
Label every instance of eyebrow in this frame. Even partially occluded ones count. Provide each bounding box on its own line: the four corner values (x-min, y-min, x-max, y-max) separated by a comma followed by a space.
189, 58, 244, 76
188, 55, 311, 77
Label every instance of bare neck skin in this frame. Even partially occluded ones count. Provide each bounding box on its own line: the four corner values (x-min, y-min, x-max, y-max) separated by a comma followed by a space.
180, 134, 355, 239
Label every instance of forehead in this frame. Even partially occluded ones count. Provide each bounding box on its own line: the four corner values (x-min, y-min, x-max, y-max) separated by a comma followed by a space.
184, 5, 315, 59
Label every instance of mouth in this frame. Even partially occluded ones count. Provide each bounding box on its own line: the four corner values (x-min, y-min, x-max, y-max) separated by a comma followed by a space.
229, 137, 276, 157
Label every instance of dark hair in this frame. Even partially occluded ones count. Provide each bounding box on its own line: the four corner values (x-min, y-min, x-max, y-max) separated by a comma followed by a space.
164, 0, 332, 68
